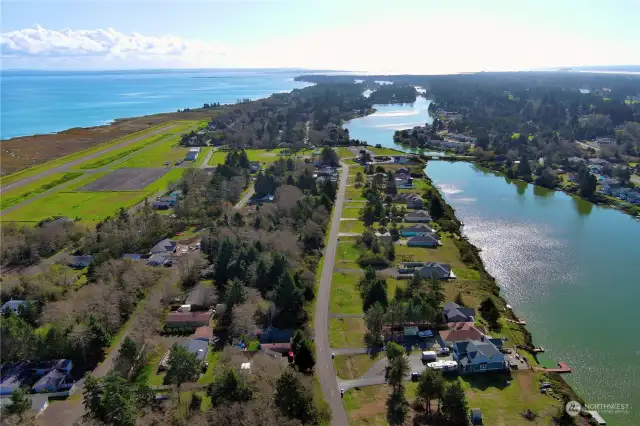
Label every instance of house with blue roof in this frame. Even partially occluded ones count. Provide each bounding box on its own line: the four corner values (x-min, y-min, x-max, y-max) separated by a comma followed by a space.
453, 338, 506, 373
1, 300, 27, 313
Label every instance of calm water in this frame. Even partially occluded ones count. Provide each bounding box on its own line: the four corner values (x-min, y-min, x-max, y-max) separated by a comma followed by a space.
346, 100, 640, 425
344, 96, 443, 156
1, 69, 311, 139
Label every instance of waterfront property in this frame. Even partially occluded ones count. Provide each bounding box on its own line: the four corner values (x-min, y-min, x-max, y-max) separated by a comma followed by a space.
403, 210, 432, 222
453, 338, 506, 373
439, 323, 486, 347
390, 193, 424, 209
407, 234, 440, 247
400, 223, 436, 237
443, 302, 476, 322
397, 261, 455, 279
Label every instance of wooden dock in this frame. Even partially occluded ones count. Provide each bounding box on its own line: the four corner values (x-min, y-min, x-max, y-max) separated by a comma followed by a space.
543, 362, 572, 374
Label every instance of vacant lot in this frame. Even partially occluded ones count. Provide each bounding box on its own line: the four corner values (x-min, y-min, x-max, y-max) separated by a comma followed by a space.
334, 354, 380, 379
0, 191, 147, 223
330, 272, 363, 315
114, 136, 188, 169
79, 168, 169, 191
329, 318, 365, 348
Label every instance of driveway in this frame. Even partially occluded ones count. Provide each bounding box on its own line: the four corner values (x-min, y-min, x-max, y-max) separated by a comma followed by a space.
314, 161, 350, 426
234, 187, 255, 209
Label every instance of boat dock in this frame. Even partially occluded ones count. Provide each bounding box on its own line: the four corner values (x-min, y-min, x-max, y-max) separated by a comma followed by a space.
506, 318, 527, 325
543, 362, 572, 374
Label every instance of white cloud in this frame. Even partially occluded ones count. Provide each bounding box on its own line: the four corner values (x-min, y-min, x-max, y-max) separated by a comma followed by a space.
2, 22, 637, 72
1, 24, 231, 68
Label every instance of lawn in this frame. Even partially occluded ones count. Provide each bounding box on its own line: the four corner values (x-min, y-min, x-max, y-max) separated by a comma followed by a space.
197, 350, 221, 384
0, 172, 83, 210
336, 147, 356, 159
460, 372, 560, 425
339, 219, 365, 234
367, 147, 405, 156
195, 147, 213, 167
0, 121, 194, 185
344, 383, 418, 426
0, 190, 148, 223
334, 354, 380, 379
346, 185, 366, 201
329, 318, 365, 348
329, 272, 363, 314
336, 242, 360, 266
113, 136, 188, 168
341, 206, 362, 219
395, 235, 465, 267
144, 168, 186, 193
208, 148, 300, 166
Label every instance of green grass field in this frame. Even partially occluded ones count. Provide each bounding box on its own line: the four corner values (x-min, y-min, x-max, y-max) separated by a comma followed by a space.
367, 147, 405, 156
336, 147, 356, 159
334, 354, 380, 379
0, 172, 83, 210
0, 121, 196, 186
114, 136, 188, 169
207, 148, 310, 167
339, 219, 365, 234
329, 318, 365, 348
330, 272, 363, 314
0, 190, 148, 223
341, 206, 362, 219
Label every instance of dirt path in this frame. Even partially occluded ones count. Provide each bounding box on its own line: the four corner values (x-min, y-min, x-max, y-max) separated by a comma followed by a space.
314, 161, 350, 426
1, 123, 177, 194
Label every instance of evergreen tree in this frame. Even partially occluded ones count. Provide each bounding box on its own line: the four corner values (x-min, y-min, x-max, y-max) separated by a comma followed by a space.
441, 381, 469, 426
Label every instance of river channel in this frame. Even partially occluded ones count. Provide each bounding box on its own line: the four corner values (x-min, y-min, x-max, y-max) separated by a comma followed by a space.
344, 98, 640, 425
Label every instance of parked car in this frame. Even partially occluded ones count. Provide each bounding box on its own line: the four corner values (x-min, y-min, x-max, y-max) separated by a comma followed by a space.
418, 330, 433, 338
411, 372, 420, 382
437, 347, 450, 356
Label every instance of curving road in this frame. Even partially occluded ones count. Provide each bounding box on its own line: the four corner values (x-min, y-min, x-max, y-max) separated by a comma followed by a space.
314, 161, 349, 426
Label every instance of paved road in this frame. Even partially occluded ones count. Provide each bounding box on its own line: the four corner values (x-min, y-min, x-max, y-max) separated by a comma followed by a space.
1, 124, 177, 194
199, 148, 215, 169
234, 187, 255, 210
0, 173, 88, 215
315, 161, 349, 426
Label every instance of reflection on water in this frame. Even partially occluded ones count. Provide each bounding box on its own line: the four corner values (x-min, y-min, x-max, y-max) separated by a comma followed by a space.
533, 185, 554, 197
573, 197, 594, 216
426, 161, 640, 426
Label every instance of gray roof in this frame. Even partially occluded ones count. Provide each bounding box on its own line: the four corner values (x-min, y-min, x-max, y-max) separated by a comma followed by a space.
182, 338, 209, 362
418, 263, 451, 279
151, 238, 176, 254
443, 302, 475, 321
467, 340, 502, 359
405, 210, 431, 218
147, 253, 170, 265
185, 284, 207, 306
1, 300, 27, 312
32, 369, 68, 391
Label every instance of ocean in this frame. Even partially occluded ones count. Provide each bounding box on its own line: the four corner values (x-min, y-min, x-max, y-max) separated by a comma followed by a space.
0, 69, 312, 139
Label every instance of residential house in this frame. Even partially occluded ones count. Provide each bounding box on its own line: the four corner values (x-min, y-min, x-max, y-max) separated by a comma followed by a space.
258, 327, 295, 344
165, 311, 212, 330
589, 158, 611, 166
394, 172, 411, 181
249, 161, 261, 173
68, 255, 93, 269
439, 323, 486, 348
0, 363, 31, 396
156, 196, 177, 206
395, 178, 415, 189
404, 210, 432, 223
121, 253, 143, 262
31, 360, 72, 376
395, 167, 410, 175
31, 369, 72, 393
184, 283, 212, 309
390, 193, 424, 209
401, 224, 436, 237
1, 300, 27, 314
183, 338, 209, 362
397, 262, 454, 280
150, 238, 177, 254
259, 343, 291, 353
407, 234, 440, 247
191, 326, 213, 342
443, 302, 476, 322
417, 262, 454, 280
152, 201, 173, 210
146, 253, 171, 267
595, 137, 615, 146
393, 156, 410, 165
453, 338, 506, 373
249, 194, 275, 205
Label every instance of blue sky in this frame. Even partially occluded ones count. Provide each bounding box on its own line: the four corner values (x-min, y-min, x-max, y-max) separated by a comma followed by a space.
2, 0, 639, 72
